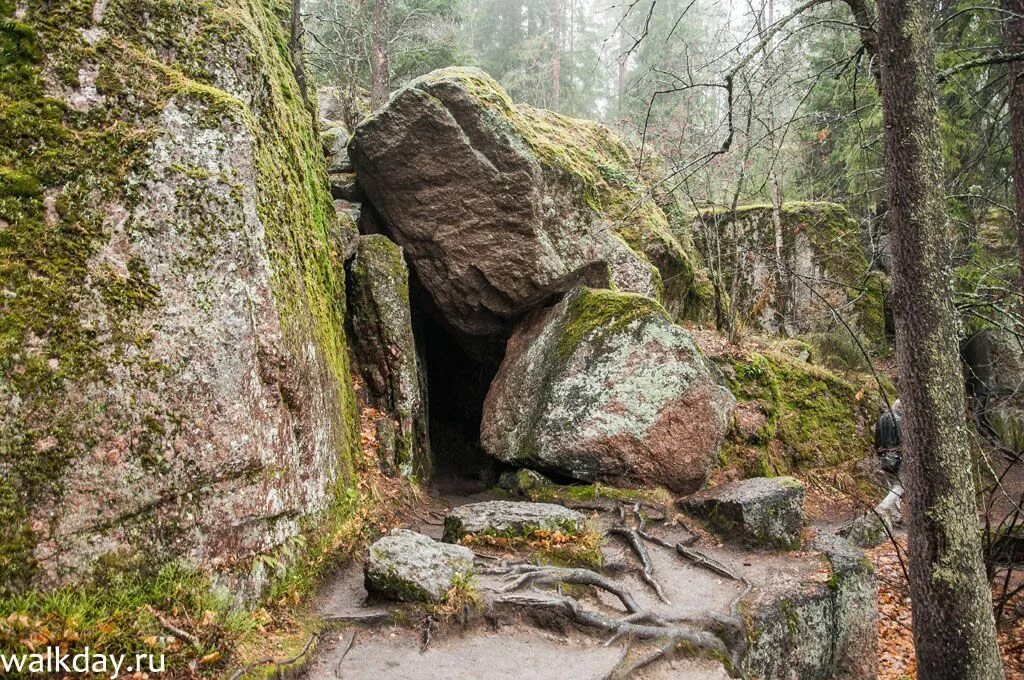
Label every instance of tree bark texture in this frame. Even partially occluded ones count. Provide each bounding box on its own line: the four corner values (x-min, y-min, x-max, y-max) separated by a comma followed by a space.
877, 0, 1005, 677
370, 0, 390, 109
552, 0, 562, 111
1003, 0, 1024, 292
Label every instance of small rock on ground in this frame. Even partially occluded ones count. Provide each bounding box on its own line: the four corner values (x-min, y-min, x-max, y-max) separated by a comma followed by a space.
364, 529, 474, 603
442, 500, 585, 542
679, 476, 805, 549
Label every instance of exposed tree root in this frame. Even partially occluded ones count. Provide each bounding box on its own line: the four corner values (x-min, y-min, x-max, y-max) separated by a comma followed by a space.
675, 544, 742, 581
226, 633, 318, 680
498, 593, 743, 678
610, 503, 672, 603
601, 639, 677, 680
608, 526, 671, 604
333, 631, 356, 678
500, 564, 642, 613
627, 503, 752, 634
491, 556, 748, 678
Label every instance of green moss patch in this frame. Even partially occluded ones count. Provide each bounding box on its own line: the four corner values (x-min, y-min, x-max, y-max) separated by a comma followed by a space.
557, 287, 667, 360
458, 526, 605, 571
720, 350, 878, 477
523, 480, 673, 508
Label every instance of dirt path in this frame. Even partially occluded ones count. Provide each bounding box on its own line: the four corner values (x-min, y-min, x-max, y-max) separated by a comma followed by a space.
300, 484, 857, 680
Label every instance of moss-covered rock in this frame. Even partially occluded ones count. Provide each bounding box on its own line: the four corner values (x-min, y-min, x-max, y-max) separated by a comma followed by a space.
717, 349, 879, 478
481, 287, 735, 493
349, 67, 707, 344
441, 501, 585, 543
364, 529, 475, 603
680, 476, 806, 550
0, 0, 359, 596
692, 203, 885, 346
347, 234, 430, 479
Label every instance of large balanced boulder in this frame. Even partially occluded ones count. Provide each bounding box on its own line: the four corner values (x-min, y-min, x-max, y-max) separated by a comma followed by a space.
442, 501, 585, 542
481, 288, 735, 493
0, 2, 358, 596
349, 67, 705, 340
679, 476, 806, 550
365, 529, 475, 603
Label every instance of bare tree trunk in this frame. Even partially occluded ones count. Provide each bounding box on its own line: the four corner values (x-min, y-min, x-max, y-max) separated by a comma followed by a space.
757, 0, 790, 333
617, 26, 628, 117
369, 0, 390, 109
289, 0, 307, 103
552, 0, 562, 112
1004, 0, 1024, 293
877, 0, 1005, 676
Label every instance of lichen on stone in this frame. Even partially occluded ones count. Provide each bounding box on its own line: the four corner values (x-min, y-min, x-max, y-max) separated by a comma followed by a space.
0, 0, 361, 596
481, 286, 735, 492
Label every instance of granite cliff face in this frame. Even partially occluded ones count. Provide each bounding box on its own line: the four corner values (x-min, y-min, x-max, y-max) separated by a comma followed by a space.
0, 0, 359, 596
692, 203, 887, 344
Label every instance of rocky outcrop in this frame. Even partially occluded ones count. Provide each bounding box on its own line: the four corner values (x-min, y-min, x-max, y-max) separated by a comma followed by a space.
713, 346, 879, 478
742, 535, 878, 679
692, 203, 886, 344
0, 1, 359, 596
442, 501, 585, 542
680, 476, 806, 549
481, 288, 735, 493
364, 529, 475, 603
962, 327, 1024, 452
347, 235, 430, 478
349, 67, 705, 343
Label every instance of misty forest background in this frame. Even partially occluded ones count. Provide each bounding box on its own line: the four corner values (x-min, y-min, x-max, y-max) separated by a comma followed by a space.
304, 0, 1016, 259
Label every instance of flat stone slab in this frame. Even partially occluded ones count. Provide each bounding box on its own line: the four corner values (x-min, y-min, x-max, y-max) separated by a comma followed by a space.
679, 476, 805, 549
442, 501, 585, 542
364, 529, 474, 603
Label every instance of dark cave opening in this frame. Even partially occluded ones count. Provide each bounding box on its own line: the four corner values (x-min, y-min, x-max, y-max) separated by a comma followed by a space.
408, 277, 505, 485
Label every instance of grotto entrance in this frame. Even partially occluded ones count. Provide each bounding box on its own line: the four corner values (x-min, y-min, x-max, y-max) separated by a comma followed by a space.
408, 280, 505, 488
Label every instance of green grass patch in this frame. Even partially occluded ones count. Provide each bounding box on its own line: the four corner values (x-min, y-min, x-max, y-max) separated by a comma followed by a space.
0, 563, 257, 676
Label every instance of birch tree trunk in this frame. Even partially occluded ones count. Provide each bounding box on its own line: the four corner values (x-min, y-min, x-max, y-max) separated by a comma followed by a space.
877, 0, 1005, 676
